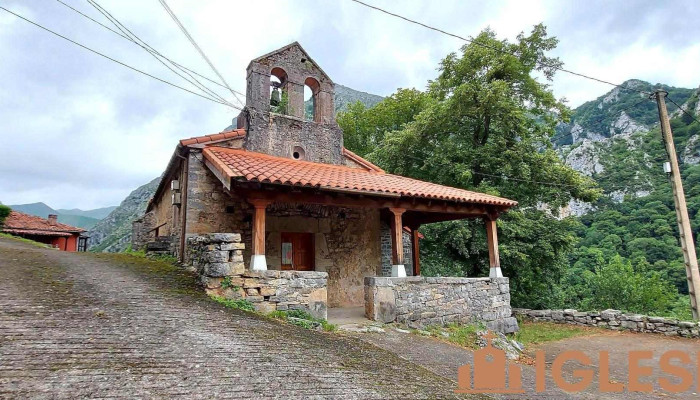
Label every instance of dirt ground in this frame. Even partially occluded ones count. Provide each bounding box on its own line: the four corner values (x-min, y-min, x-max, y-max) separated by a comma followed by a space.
0, 237, 478, 399
358, 323, 700, 399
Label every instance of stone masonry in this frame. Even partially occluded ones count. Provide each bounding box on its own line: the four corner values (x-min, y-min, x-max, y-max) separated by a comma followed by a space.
188, 233, 328, 319
514, 308, 700, 338
364, 276, 518, 333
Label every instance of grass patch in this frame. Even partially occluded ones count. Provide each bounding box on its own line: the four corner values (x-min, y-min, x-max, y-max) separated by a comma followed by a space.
423, 323, 484, 349
0, 233, 53, 248
268, 309, 337, 332
514, 321, 594, 346
210, 295, 256, 311
122, 245, 178, 264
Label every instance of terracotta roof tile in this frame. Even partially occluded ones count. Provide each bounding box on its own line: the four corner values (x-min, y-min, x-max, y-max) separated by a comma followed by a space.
2, 211, 85, 234
203, 147, 517, 207
180, 129, 246, 147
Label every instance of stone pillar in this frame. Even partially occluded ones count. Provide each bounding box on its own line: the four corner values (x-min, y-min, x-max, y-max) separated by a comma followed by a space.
249, 199, 271, 271
485, 218, 503, 278
389, 207, 406, 277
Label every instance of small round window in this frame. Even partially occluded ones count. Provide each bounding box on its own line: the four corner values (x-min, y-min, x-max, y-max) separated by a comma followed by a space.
292, 146, 306, 160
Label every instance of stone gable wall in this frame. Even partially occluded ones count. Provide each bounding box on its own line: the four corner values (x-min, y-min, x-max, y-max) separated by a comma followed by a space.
364, 276, 518, 333
187, 232, 328, 319
514, 308, 700, 338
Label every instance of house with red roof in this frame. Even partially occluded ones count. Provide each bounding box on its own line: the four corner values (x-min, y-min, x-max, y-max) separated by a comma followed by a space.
133, 43, 518, 332
2, 211, 87, 251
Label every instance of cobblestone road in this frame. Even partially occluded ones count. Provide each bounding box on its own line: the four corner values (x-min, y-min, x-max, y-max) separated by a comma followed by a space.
0, 238, 472, 399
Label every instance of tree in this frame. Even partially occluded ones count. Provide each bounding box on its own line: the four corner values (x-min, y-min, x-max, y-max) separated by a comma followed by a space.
581, 255, 677, 314
338, 25, 599, 308
0, 205, 10, 227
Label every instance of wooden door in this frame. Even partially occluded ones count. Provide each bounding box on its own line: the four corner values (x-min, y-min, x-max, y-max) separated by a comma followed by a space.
280, 232, 314, 271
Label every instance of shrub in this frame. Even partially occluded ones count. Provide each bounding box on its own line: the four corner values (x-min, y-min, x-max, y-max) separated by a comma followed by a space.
0, 205, 10, 227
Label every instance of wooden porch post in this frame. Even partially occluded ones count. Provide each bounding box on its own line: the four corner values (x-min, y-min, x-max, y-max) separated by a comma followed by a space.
389, 207, 406, 277
249, 198, 271, 271
485, 218, 503, 278
410, 226, 421, 276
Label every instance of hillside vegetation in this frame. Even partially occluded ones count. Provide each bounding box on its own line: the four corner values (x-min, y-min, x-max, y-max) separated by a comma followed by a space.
337, 25, 700, 319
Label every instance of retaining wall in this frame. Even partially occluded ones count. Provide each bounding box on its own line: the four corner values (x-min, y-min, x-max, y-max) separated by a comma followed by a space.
364, 276, 518, 333
514, 308, 700, 338
187, 233, 328, 319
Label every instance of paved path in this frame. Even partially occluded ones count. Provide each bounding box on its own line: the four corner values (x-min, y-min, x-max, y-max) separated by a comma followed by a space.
359, 325, 700, 399
0, 238, 470, 399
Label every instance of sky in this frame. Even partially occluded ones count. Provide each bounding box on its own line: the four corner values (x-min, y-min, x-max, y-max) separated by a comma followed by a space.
1, 0, 699, 210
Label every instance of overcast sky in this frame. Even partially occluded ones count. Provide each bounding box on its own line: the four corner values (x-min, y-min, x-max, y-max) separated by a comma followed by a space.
1, 0, 699, 210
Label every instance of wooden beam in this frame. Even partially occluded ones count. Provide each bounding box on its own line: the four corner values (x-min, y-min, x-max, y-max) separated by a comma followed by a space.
232, 183, 492, 216
248, 198, 271, 256
485, 218, 503, 278
389, 207, 406, 266
411, 226, 421, 276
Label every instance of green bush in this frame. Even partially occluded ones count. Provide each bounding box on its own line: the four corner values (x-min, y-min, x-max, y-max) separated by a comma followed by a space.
210, 295, 255, 312
0, 205, 10, 227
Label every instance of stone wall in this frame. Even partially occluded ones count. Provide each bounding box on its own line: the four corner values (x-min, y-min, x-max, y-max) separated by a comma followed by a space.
514, 308, 700, 338
364, 277, 518, 333
187, 233, 328, 319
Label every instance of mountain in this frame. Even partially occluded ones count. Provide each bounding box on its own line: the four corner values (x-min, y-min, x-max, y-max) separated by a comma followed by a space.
8, 202, 104, 229
8, 202, 55, 218
305, 83, 384, 118
88, 177, 161, 252
55, 206, 117, 220
555, 79, 699, 216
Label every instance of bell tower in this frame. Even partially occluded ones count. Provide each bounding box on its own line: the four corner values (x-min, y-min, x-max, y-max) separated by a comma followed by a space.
241, 42, 343, 165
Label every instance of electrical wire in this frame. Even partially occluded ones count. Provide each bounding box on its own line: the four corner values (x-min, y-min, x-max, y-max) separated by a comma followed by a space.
53, 0, 235, 94
347, 0, 650, 96
0, 6, 240, 109
157, 0, 246, 108
85, 0, 236, 108
665, 96, 700, 126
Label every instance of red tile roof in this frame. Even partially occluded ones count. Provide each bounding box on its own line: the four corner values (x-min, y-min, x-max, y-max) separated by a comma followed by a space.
2, 211, 84, 236
342, 148, 385, 173
180, 129, 246, 147
203, 147, 517, 207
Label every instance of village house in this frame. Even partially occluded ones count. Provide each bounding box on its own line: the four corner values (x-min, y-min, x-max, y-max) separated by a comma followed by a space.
2, 211, 87, 251
134, 43, 518, 332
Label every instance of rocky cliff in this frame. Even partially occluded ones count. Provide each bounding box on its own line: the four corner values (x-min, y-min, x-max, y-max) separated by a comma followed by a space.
556, 80, 699, 216
88, 177, 160, 252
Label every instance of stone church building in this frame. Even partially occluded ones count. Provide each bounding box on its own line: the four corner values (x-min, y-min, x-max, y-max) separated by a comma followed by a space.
134, 43, 518, 332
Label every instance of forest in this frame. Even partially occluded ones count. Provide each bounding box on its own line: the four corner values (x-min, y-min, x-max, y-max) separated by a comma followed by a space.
336, 24, 699, 320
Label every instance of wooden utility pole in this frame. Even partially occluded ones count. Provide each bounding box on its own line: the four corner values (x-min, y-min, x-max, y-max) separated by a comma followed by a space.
653, 89, 700, 320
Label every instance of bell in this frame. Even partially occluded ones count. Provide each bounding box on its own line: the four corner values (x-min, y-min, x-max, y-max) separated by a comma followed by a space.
270, 87, 280, 106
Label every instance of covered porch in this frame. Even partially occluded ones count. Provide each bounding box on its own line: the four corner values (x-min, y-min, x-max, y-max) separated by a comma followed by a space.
201, 145, 517, 330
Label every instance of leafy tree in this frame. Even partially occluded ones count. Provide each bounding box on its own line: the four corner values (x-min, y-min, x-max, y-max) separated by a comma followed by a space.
580, 255, 678, 315
0, 205, 10, 227
338, 25, 600, 308
338, 88, 429, 156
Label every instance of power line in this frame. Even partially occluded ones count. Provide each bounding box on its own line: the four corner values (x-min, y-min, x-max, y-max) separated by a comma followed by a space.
0, 6, 240, 109
665, 96, 700, 126
347, 0, 650, 96
84, 0, 236, 108
54, 0, 240, 96
157, 0, 246, 108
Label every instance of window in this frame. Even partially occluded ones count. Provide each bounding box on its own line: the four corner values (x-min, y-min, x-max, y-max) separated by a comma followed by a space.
270, 67, 288, 113
304, 77, 320, 122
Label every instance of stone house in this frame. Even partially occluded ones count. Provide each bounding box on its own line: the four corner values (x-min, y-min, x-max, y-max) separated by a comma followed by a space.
134, 43, 518, 332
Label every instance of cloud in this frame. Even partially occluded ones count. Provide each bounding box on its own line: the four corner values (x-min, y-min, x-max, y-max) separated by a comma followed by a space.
0, 0, 698, 209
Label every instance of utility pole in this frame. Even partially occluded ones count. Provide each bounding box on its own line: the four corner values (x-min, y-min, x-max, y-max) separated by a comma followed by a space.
653, 89, 700, 320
